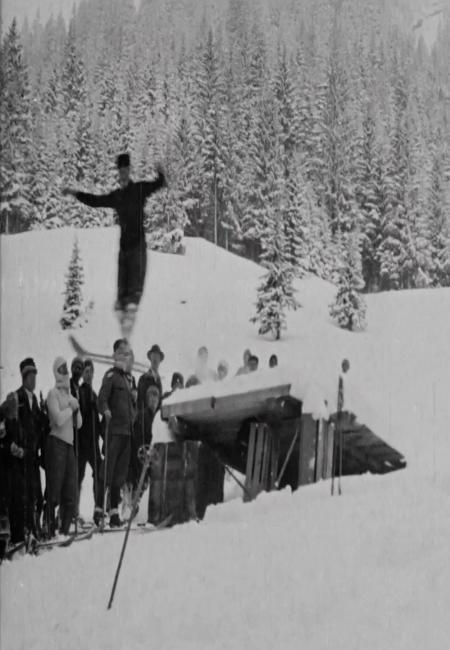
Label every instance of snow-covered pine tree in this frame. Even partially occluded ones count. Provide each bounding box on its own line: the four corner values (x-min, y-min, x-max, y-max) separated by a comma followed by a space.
60, 238, 85, 330
0, 19, 34, 233
329, 232, 367, 331
251, 190, 299, 340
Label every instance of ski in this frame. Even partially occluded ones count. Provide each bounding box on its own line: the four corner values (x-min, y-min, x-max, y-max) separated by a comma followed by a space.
68, 335, 147, 374
4, 541, 27, 561
34, 533, 77, 552
97, 515, 173, 534
73, 525, 96, 542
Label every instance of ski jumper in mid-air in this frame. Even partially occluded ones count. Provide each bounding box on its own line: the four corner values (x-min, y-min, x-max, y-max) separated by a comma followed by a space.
62, 153, 166, 339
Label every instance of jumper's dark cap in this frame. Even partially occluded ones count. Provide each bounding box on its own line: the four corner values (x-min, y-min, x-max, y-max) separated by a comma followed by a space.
116, 153, 130, 169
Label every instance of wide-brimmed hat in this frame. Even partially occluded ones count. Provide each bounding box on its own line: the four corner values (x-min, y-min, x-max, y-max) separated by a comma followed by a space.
147, 344, 165, 361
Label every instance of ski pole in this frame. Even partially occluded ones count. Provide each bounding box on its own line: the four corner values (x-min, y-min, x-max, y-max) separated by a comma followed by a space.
92, 389, 99, 510
336, 359, 349, 496
102, 418, 110, 532
275, 427, 299, 489
107, 444, 152, 610
73, 411, 79, 535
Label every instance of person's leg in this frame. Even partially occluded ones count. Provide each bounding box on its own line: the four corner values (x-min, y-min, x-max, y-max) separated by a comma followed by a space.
9, 470, 25, 543
45, 437, 66, 535
35, 465, 44, 538
60, 444, 77, 535
116, 248, 128, 312
24, 467, 39, 538
110, 436, 131, 519
77, 446, 88, 493
126, 245, 147, 309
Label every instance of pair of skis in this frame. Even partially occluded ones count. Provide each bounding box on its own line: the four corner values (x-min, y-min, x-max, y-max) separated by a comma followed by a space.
69, 335, 147, 374
5, 526, 96, 559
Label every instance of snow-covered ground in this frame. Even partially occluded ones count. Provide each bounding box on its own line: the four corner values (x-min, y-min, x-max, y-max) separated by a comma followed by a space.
1, 226, 450, 649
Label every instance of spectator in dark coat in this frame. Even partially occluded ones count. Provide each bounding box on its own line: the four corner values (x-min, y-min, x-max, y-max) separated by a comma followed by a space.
70, 357, 84, 400
0, 394, 17, 550
77, 360, 102, 510
129, 385, 161, 493
95, 339, 134, 527
137, 344, 164, 410
10, 359, 47, 542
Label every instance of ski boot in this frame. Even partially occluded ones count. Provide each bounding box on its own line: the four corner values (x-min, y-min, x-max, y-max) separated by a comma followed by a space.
109, 512, 123, 529
93, 507, 105, 528
120, 303, 138, 340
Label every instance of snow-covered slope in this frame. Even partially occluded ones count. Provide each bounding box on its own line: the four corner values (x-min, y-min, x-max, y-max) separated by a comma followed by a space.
2, 226, 450, 650
2, 226, 450, 480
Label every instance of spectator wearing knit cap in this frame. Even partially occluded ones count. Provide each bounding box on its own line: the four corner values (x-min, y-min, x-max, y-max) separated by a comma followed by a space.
137, 344, 164, 410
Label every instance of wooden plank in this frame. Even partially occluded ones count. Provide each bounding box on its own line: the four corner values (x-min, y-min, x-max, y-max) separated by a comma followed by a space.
244, 423, 258, 502
161, 383, 292, 423
315, 420, 323, 482
261, 425, 271, 491
298, 415, 317, 486
252, 424, 266, 498
269, 429, 280, 491
324, 421, 335, 480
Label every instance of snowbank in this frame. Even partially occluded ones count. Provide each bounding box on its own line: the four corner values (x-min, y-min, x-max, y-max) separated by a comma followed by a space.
164, 366, 331, 420
3, 471, 450, 650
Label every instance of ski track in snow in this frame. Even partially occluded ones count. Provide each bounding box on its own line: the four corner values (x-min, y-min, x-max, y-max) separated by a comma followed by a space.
1, 226, 450, 649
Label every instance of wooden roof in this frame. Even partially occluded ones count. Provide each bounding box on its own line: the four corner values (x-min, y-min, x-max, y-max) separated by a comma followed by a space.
161, 382, 294, 425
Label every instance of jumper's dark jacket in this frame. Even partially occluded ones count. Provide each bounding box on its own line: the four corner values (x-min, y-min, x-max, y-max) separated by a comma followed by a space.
75, 174, 166, 251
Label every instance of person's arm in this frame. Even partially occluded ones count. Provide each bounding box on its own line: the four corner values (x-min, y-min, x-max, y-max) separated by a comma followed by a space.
47, 389, 73, 427
98, 371, 114, 420
139, 170, 167, 199
62, 187, 116, 209
137, 375, 147, 411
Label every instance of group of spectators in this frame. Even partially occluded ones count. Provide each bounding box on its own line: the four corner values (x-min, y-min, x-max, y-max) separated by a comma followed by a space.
0, 341, 279, 545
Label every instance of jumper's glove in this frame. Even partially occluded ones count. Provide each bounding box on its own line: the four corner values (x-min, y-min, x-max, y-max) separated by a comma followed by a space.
11, 442, 25, 459
104, 410, 112, 424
